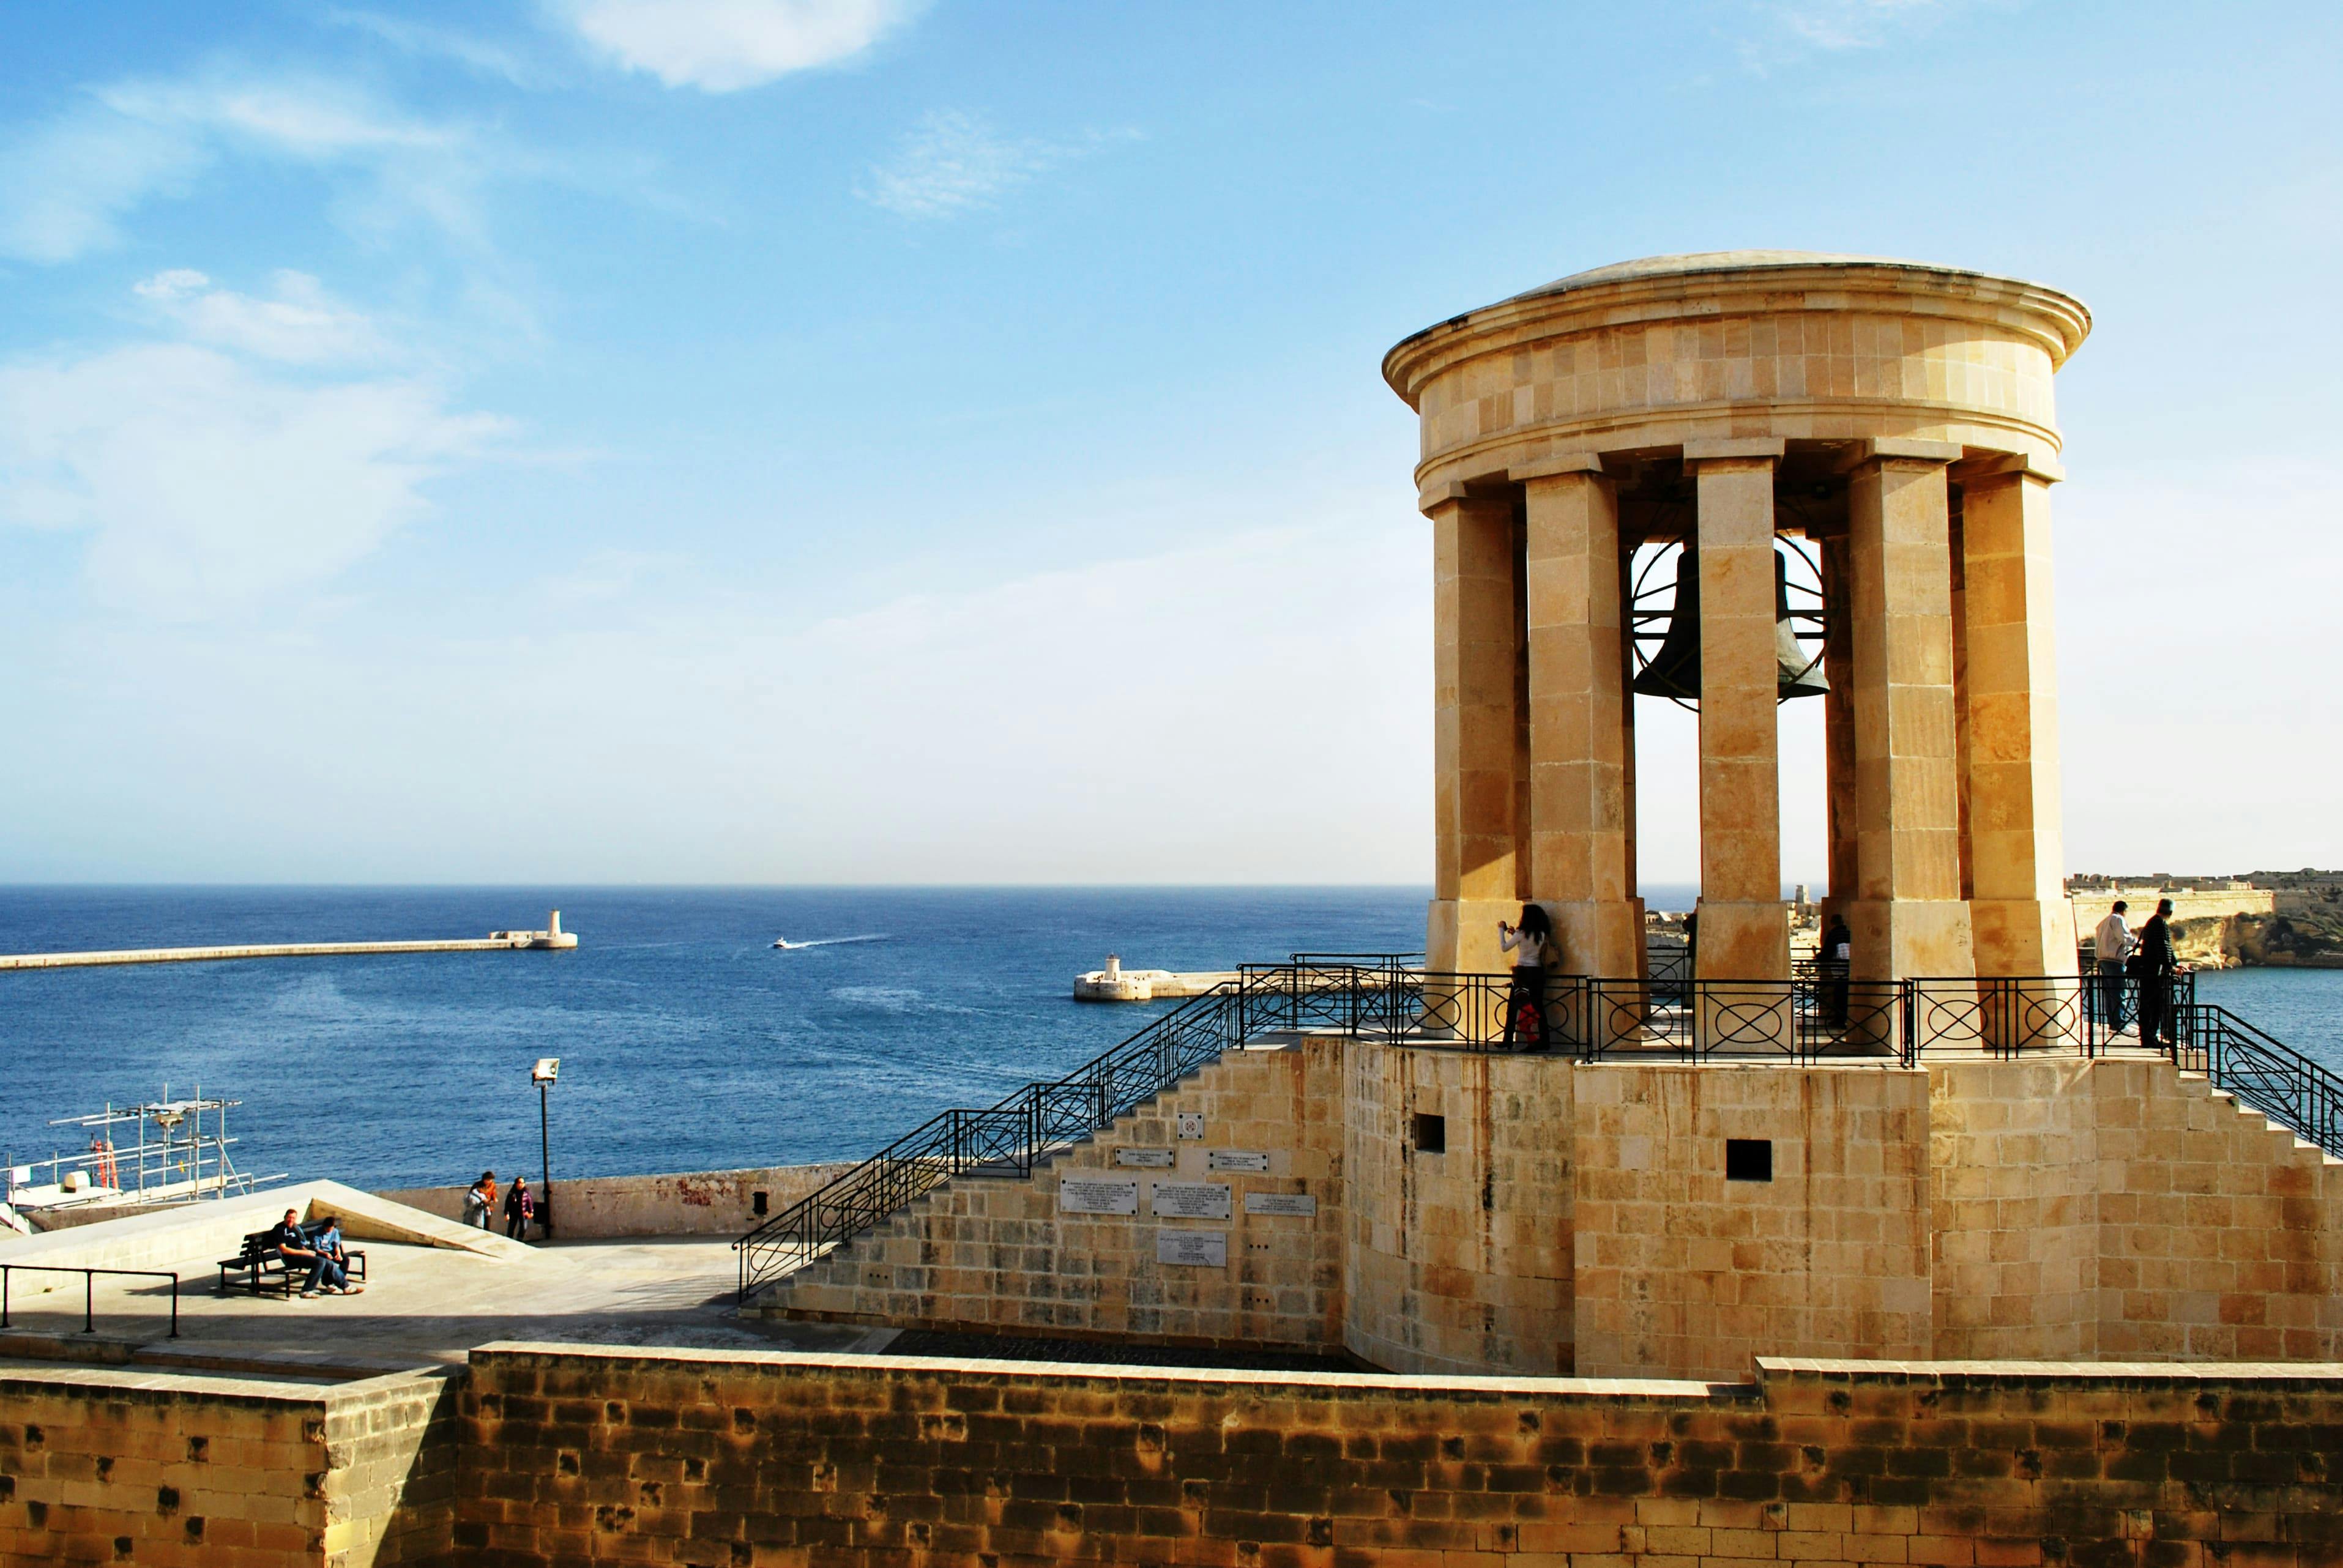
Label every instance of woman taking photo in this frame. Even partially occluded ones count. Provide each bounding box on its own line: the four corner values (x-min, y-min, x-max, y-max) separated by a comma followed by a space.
1498, 904, 1553, 1052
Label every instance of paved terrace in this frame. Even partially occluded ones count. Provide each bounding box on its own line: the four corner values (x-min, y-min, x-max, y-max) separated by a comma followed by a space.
0, 1180, 887, 1372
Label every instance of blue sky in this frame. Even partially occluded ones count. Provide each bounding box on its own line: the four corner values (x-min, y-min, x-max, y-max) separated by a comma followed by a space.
1, 1, 2337, 884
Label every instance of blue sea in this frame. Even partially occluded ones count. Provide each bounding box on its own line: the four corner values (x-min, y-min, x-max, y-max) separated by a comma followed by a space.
0, 888, 1427, 1191
2, 888, 2336, 1193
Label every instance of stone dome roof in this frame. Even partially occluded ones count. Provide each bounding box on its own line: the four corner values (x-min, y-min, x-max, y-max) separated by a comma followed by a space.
1508, 250, 1980, 302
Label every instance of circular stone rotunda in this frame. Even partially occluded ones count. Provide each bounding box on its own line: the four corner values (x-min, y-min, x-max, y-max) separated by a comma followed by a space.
1384, 251, 2087, 997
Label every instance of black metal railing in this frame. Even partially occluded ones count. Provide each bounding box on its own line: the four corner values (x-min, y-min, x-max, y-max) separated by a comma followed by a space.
2172, 1002, 2343, 1157
736, 978, 1256, 1300
734, 956, 2332, 1302
1568, 975, 1908, 1064
0, 1263, 181, 1337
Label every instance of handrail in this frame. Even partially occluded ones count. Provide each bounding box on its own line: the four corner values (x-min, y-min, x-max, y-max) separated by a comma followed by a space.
1, 1263, 181, 1338
736, 977, 1256, 1299
734, 959, 2330, 1302
2174, 1001, 2343, 1158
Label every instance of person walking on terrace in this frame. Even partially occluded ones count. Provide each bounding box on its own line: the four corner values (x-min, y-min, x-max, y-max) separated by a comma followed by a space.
465, 1171, 497, 1230
1498, 904, 1553, 1052
2134, 898, 2180, 1049
2093, 901, 2136, 1036
503, 1175, 537, 1241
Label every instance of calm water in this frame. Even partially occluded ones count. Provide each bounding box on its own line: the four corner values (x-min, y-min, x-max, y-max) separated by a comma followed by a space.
0, 887, 1423, 1191
3, 887, 2336, 1192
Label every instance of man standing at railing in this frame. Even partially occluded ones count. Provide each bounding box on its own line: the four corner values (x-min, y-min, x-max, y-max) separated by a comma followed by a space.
2134, 897, 2179, 1048
2093, 900, 2135, 1035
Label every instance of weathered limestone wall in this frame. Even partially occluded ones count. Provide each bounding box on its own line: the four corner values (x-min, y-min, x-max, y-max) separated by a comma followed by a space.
456, 1342, 2343, 1566
0, 1362, 456, 1567
1573, 1064, 1932, 1381
761, 1042, 1347, 1350
2094, 1056, 2343, 1360
1343, 1045, 1574, 1375
378, 1161, 856, 1239
1929, 1054, 2102, 1359
755, 1036, 2343, 1379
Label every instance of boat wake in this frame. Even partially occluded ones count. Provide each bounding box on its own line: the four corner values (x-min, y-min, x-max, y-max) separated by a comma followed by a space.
772, 934, 890, 951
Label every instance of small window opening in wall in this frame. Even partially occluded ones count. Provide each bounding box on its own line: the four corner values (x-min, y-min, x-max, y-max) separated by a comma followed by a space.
1412, 1113, 1447, 1154
752, 1191, 769, 1216
1724, 1139, 1773, 1183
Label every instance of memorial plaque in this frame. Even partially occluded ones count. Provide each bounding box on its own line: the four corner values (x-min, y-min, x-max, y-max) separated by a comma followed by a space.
1057, 1178, 1141, 1216
1149, 1181, 1232, 1220
1156, 1230, 1228, 1267
1177, 1113, 1205, 1140
1207, 1150, 1272, 1173
1114, 1148, 1175, 1169
1244, 1192, 1317, 1217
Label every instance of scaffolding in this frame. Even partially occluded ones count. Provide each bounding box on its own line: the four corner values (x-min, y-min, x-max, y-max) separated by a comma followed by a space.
4, 1087, 284, 1214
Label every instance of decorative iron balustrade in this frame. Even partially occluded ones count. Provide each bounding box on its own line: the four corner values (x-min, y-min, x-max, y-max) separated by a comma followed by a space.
735, 957, 2327, 1303
2172, 1002, 2343, 1157
736, 978, 1254, 1300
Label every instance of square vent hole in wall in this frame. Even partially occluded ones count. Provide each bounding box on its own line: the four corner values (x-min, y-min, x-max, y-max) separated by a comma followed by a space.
1725, 1139, 1773, 1183
1412, 1113, 1446, 1154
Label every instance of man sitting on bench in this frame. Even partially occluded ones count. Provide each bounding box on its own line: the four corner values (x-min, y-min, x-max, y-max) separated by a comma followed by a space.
269, 1209, 323, 1295
307, 1214, 362, 1298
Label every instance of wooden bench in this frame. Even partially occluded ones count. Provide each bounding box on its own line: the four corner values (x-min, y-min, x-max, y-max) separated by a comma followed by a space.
215, 1224, 367, 1296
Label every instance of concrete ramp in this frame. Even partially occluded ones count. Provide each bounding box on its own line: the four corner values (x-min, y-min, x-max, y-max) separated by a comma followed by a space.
0, 1180, 532, 1274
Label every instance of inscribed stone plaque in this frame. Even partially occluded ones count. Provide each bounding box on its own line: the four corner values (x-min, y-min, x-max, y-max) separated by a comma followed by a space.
1114, 1148, 1175, 1169
1207, 1150, 1272, 1173
1177, 1112, 1205, 1140
1243, 1191, 1317, 1217
1150, 1182, 1232, 1220
1156, 1230, 1228, 1267
1057, 1178, 1140, 1216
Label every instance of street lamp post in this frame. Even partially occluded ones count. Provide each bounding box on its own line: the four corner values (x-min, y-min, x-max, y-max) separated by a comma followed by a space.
531, 1058, 559, 1241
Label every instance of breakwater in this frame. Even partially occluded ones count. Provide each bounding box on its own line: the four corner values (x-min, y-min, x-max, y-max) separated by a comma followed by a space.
0, 910, 576, 970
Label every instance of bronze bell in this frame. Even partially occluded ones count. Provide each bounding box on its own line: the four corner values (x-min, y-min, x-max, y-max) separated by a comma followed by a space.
1631, 545, 1830, 703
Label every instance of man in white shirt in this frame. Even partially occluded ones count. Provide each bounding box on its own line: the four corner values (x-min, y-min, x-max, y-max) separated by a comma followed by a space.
2092, 901, 2134, 1035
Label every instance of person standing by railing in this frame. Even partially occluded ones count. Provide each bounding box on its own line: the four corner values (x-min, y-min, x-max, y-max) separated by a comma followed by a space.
1498, 904, 1552, 1052
1819, 913, 1852, 1030
2093, 901, 2135, 1036
2134, 897, 2179, 1048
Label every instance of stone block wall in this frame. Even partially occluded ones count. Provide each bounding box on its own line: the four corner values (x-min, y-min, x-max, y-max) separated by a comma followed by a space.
1343, 1044, 1576, 1375
377, 1163, 857, 1239
1929, 1054, 2101, 1358
2093, 1057, 2343, 1360
0, 1361, 455, 1567
456, 1341, 2343, 1566
762, 1041, 1347, 1350
758, 1033, 2343, 1380
1573, 1063, 1932, 1380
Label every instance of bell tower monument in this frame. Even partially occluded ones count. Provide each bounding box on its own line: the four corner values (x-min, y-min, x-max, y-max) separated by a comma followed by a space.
1382, 251, 2089, 987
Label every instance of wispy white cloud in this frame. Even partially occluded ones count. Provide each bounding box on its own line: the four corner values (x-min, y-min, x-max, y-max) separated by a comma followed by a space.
553, 0, 918, 92
1748, 0, 2016, 56
0, 336, 505, 613
0, 73, 483, 266
326, 9, 548, 87
859, 110, 1127, 220
133, 269, 390, 365
0, 107, 206, 264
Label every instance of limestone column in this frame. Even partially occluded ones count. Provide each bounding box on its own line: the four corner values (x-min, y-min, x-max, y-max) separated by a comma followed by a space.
1842, 439, 1975, 981
1819, 535, 1859, 927
1519, 455, 1643, 979
1959, 456, 2077, 974
1685, 440, 1790, 981
1426, 483, 1524, 974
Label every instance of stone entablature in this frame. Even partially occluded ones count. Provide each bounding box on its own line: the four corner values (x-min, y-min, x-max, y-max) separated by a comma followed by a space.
1384, 250, 2088, 495
758, 1037, 2343, 1380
